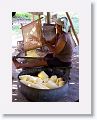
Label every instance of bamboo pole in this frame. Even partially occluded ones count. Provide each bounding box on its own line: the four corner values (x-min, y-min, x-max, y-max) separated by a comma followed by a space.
66, 12, 79, 45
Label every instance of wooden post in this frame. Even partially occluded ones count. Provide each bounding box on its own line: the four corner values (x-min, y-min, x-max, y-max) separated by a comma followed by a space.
20, 23, 24, 42
47, 12, 50, 24
66, 12, 79, 45
38, 14, 42, 38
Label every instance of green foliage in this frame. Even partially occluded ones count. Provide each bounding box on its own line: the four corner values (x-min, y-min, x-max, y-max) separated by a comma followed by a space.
12, 25, 20, 33
34, 15, 39, 20
15, 12, 32, 20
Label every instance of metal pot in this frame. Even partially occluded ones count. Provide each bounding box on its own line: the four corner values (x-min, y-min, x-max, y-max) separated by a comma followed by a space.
18, 67, 69, 102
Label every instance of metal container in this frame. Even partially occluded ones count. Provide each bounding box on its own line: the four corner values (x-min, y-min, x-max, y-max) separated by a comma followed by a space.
18, 67, 69, 102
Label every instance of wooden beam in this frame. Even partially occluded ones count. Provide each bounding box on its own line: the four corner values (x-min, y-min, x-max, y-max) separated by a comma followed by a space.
66, 12, 79, 45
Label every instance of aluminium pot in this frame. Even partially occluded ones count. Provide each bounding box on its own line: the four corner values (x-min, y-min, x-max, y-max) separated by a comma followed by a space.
18, 67, 69, 102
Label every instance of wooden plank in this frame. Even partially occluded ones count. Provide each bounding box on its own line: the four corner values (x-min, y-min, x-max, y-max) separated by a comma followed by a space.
30, 12, 43, 15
